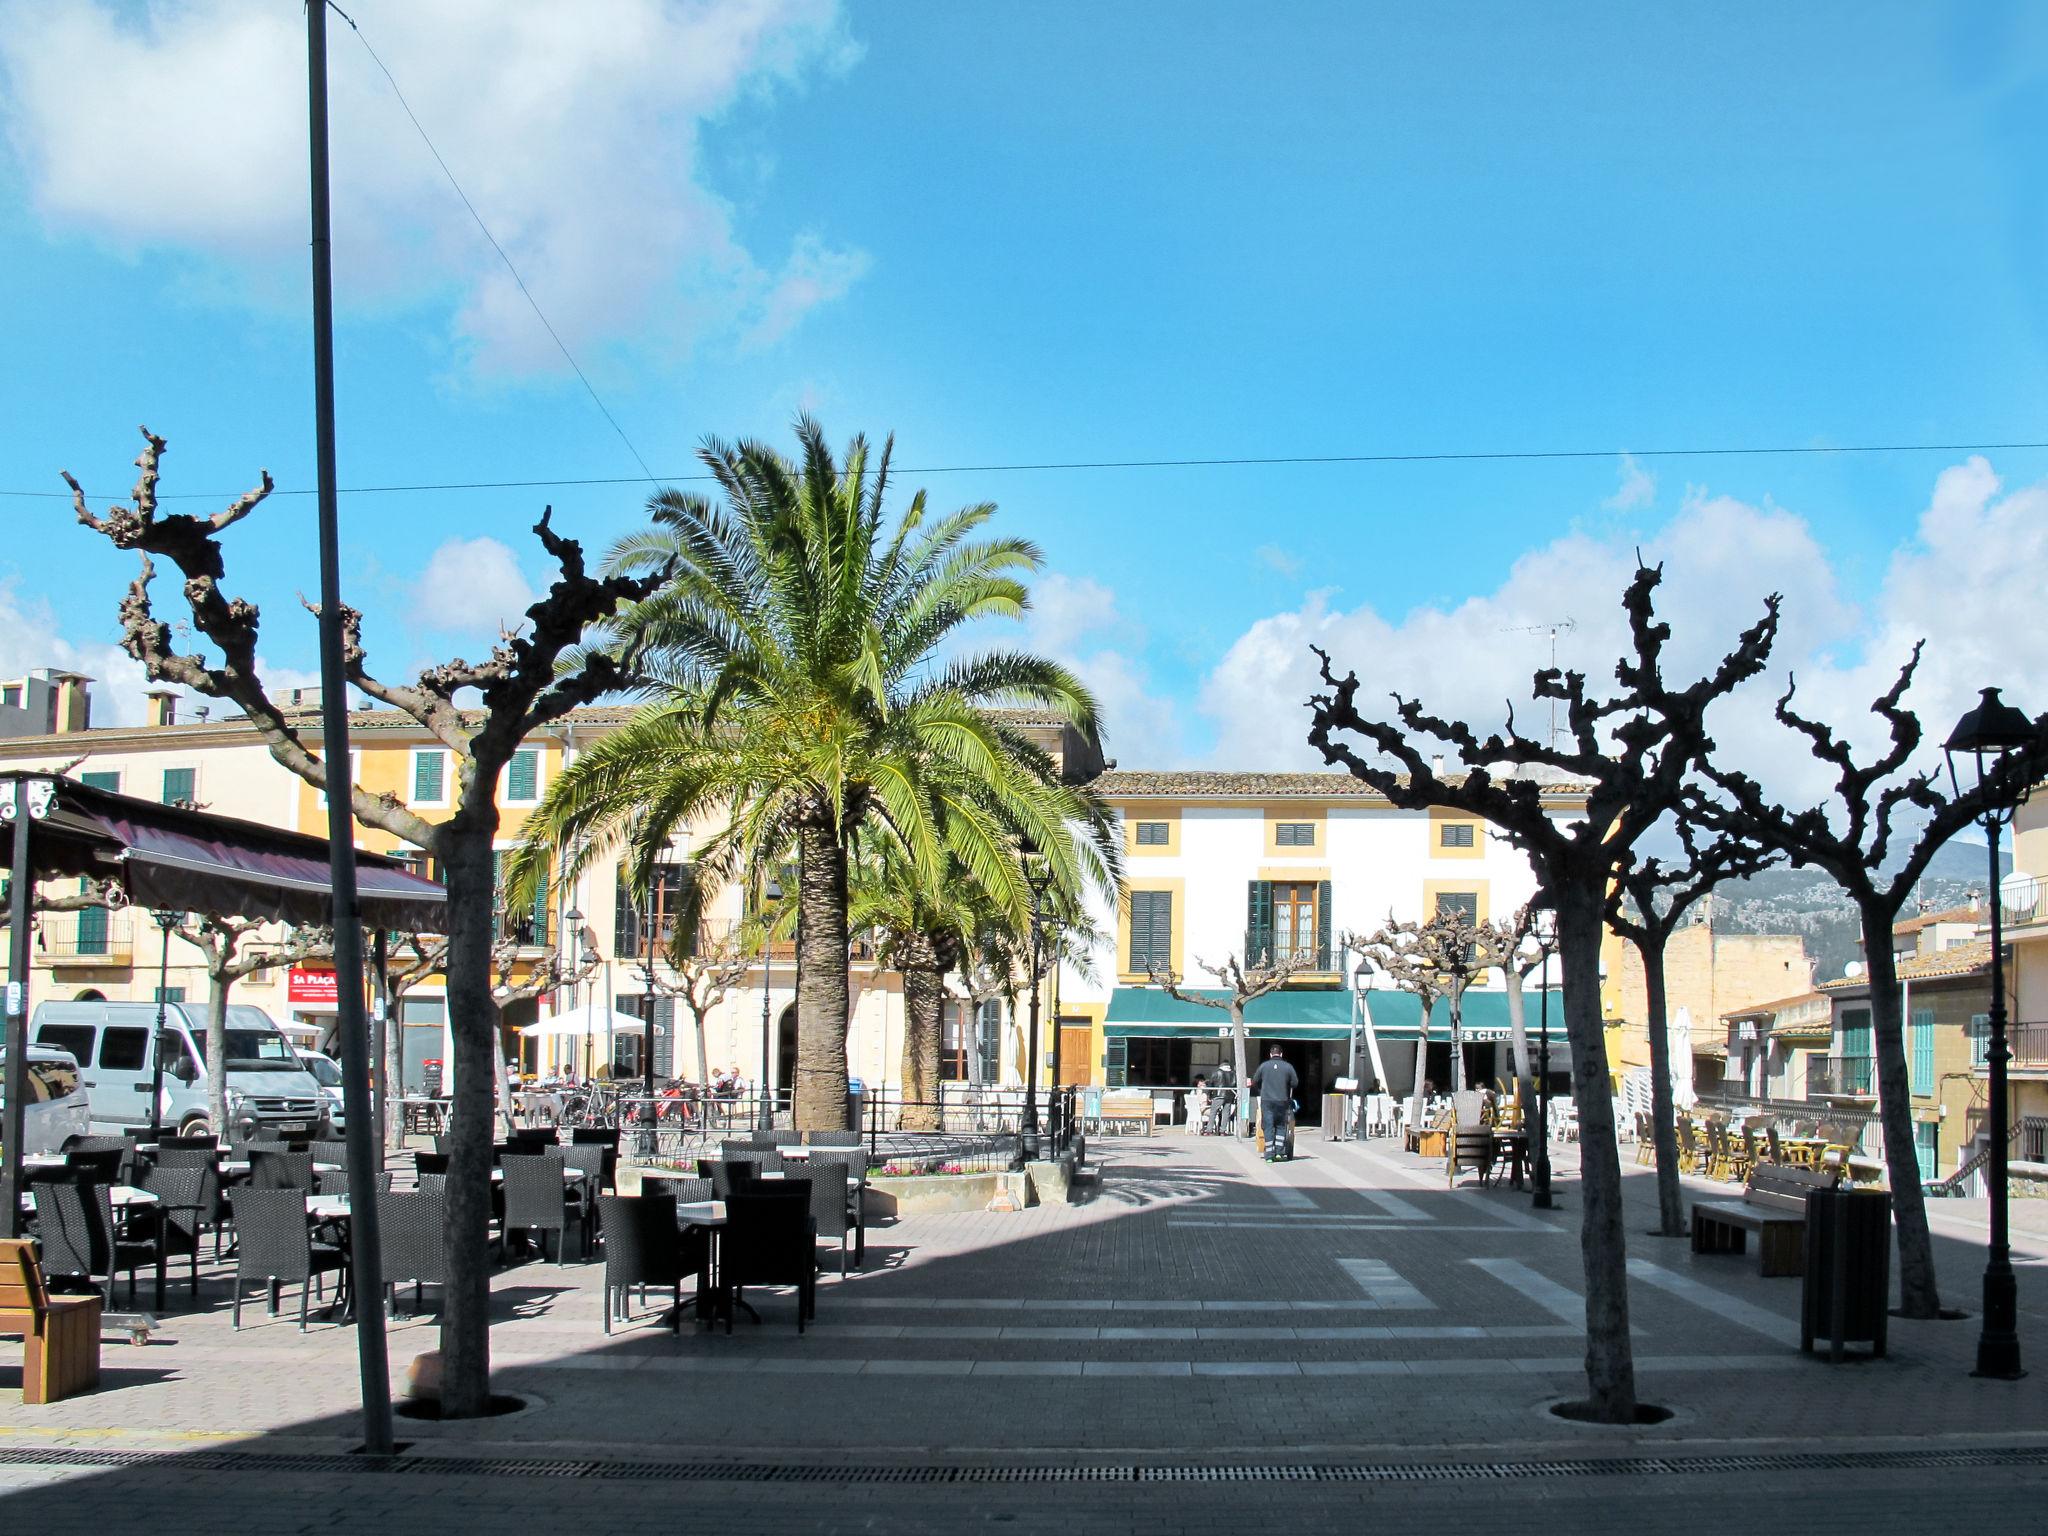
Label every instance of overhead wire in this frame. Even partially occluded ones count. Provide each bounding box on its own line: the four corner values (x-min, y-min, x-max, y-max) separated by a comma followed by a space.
10, 437, 2048, 503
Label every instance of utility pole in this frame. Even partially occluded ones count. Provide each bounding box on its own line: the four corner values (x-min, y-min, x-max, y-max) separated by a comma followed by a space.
306, 0, 393, 1456
1501, 619, 1577, 752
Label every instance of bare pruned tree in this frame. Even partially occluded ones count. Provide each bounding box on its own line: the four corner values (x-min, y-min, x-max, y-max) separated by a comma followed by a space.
650, 934, 753, 1091
1488, 904, 1554, 1124
1352, 907, 1521, 1101
1694, 650, 2048, 1317
1150, 952, 1306, 1138
171, 918, 333, 1138
68, 427, 665, 1419
1308, 559, 1781, 1425
1606, 820, 1777, 1236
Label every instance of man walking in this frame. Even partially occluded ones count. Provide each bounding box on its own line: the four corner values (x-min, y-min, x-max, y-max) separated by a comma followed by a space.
1250, 1044, 1299, 1162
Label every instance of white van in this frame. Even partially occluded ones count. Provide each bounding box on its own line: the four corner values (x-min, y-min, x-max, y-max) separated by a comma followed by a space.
29, 1000, 328, 1141
0, 1045, 94, 1154
295, 1050, 347, 1135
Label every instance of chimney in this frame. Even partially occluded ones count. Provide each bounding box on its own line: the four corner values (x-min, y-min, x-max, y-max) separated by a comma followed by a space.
145, 690, 178, 728
50, 672, 92, 733
1431, 754, 1446, 776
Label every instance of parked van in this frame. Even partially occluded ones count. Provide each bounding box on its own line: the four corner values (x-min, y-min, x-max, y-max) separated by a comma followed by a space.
28, 1000, 328, 1141
295, 1049, 347, 1135
0, 1045, 94, 1154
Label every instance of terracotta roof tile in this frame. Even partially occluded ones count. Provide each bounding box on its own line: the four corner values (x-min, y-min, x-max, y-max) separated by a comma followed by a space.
1819, 939, 1993, 990
1089, 769, 1589, 800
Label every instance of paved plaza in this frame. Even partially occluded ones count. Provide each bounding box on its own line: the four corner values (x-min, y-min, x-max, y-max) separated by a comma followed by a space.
5, 1132, 2048, 1531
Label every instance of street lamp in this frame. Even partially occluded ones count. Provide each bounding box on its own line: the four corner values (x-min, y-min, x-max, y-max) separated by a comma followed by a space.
1944, 685, 2037, 1381
147, 909, 181, 1143
1525, 908, 1559, 1210
637, 886, 659, 1157
1014, 838, 1052, 1168
760, 873, 781, 1134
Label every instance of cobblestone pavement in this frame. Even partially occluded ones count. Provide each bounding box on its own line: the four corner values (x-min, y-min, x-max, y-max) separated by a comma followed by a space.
4, 1132, 2045, 1531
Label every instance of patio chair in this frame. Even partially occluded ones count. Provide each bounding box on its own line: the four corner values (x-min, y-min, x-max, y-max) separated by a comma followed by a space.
706, 1159, 758, 1200
158, 1133, 218, 1152
767, 1129, 805, 1148
721, 1188, 816, 1333
138, 1162, 211, 1305
1675, 1118, 1702, 1174
230, 1188, 344, 1331
805, 1130, 862, 1148
376, 1188, 447, 1316
63, 1146, 127, 1186
800, 1158, 855, 1275
1634, 1112, 1655, 1165
570, 1126, 620, 1193
510, 1127, 559, 1149
597, 1194, 703, 1335
413, 1151, 450, 1179
29, 1170, 158, 1309
560, 1145, 606, 1249
250, 1149, 314, 1192
724, 1148, 785, 1177
642, 1175, 713, 1204
500, 1151, 576, 1264
314, 1166, 393, 1200
416, 1173, 448, 1198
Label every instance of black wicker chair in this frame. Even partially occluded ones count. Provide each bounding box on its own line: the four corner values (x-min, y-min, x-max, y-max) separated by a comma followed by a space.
500, 1151, 575, 1263
231, 1188, 344, 1330
63, 1145, 127, 1186
29, 1170, 158, 1307
314, 1166, 393, 1200
249, 1149, 314, 1191
705, 1158, 758, 1200
376, 1188, 448, 1316
570, 1126, 620, 1192
559, 1145, 606, 1248
413, 1151, 450, 1178
139, 1162, 211, 1304
721, 1188, 816, 1333
416, 1173, 448, 1197
804, 1130, 862, 1148
597, 1194, 705, 1335
798, 1159, 855, 1275
642, 1175, 713, 1204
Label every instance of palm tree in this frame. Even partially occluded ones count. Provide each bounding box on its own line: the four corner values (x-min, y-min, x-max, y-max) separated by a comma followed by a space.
510, 419, 1115, 1128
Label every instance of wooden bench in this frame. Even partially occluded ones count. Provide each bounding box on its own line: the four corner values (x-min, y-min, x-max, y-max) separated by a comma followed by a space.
1689, 1164, 1839, 1277
1096, 1094, 1155, 1135
1, 1238, 103, 1404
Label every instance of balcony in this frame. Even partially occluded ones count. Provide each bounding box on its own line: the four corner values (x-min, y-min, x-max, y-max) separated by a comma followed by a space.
32, 909, 134, 967
616, 918, 881, 966
2011, 1023, 2048, 1071
495, 911, 555, 952
1806, 1054, 1875, 1098
2003, 876, 2043, 928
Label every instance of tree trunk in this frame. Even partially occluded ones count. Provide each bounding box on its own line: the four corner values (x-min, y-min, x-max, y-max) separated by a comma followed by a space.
693, 1002, 712, 1090
437, 832, 499, 1420
205, 969, 231, 1139
900, 963, 944, 1133
1504, 967, 1533, 1131
793, 822, 851, 1130
1638, 929, 1685, 1237
1448, 984, 1467, 1093
1860, 906, 1941, 1317
1231, 1004, 1252, 1138
1409, 1010, 1431, 1112
382, 976, 406, 1156
1557, 879, 1638, 1422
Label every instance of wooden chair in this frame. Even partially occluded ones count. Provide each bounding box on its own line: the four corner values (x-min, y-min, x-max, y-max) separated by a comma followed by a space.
1634, 1112, 1656, 1165
0, 1239, 101, 1405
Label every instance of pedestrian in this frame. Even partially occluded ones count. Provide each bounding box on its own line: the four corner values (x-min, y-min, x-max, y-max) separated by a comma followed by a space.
1187, 1076, 1208, 1135
1250, 1044, 1299, 1162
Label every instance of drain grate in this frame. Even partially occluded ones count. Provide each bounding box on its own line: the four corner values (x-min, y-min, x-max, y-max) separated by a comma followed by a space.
2, 1443, 2042, 1486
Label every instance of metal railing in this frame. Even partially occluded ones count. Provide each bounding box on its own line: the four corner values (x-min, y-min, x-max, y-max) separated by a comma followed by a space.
2002, 876, 2042, 926
32, 908, 133, 965
2010, 1023, 2048, 1069
1806, 1055, 1875, 1097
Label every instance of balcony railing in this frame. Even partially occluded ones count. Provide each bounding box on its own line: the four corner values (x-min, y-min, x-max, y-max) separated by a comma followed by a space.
2011, 1023, 2048, 1070
1807, 1054, 1875, 1097
496, 911, 555, 951
618, 918, 881, 966
2003, 876, 2043, 926
32, 909, 134, 966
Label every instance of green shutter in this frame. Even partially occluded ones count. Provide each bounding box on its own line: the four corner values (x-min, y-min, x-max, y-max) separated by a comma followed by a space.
1914, 1120, 1938, 1181
1910, 1009, 1935, 1095
79, 771, 120, 793
1105, 1035, 1128, 1087
76, 903, 108, 955
507, 749, 538, 801
413, 751, 444, 802
1315, 880, 1333, 971
1131, 889, 1171, 973
162, 767, 195, 805
1245, 881, 1273, 964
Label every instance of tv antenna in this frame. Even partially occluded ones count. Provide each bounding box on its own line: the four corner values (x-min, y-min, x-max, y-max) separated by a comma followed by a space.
1501, 618, 1577, 750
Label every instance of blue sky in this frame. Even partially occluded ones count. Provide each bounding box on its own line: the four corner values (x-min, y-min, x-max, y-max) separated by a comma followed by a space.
3, 1, 2046, 794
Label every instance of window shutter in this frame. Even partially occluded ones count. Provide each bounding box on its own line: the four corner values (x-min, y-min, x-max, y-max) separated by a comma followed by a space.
1910, 1009, 1935, 1094
413, 751, 444, 802
1105, 1035, 1128, 1087
530, 860, 552, 948
76, 901, 108, 955
507, 749, 538, 801
1130, 890, 1171, 973
1245, 881, 1273, 963
652, 998, 675, 1076
615, 873, 639, 960
1315, 880, 1333, 971
162, 767, 195, 805
80, 771, 120, 793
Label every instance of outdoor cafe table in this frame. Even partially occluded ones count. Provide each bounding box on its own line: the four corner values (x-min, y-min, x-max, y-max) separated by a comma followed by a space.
16, 1183, 158, 1217
1489, 1129, 1530, 1191
673, 1199, 732, 1327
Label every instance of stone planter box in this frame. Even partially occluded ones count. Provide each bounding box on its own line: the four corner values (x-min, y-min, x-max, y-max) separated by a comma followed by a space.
865, 1171, 1006, 1216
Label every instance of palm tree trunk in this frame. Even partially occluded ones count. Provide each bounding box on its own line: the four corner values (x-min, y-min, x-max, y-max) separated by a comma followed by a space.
1557, 877, 1638, 1422
437, 831, 498, 1420
1638, 928, 1686, 1236
794, 822, 851, 1130
901, 965, 944, 1132
1861, 907, 1941, 1316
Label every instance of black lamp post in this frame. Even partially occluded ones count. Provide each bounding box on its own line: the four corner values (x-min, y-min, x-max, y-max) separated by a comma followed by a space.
1529, 907, 1558, 1210
1944, 685, 2036, 1381
637, 887, 659, 1157
1014, 838, 1050, 1168
147, 909, 181, 1143
1043, 917, 1065, 1153
760, 874, 781, 1133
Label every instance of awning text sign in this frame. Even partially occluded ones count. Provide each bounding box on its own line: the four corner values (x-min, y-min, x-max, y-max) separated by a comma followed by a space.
288, 967, 338, 1005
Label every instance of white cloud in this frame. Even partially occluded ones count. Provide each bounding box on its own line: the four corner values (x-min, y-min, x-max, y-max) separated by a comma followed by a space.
0, 579, 161, 728
411, 537, 537, 636
0, 0, 864, 375
1015, 572, 1185, 767
1196, 461, 2043, 814
1023, 574, 1125, 658
1603, 451, 1656, 513
1254, 544, 1303, 578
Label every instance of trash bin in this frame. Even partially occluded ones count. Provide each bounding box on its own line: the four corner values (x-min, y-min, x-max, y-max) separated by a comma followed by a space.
1322, 1093, 1348, 1140
1801, 1187, 1890, 1360
846, 1079, 866, 1134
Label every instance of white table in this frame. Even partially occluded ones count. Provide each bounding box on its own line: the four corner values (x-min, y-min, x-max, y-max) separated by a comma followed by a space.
16, 1183, 157, 1215
673, 1199, 727, 1228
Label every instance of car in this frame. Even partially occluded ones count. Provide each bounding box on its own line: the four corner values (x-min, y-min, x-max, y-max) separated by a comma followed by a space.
295, 1049, 347, 1135
0, 1044, 93, 1154
29, 999, 328, 1141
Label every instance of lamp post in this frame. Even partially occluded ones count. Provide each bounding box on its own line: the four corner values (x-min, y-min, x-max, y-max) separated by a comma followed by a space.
147, 909, 181, 1143
1944, 686, 2036, 1381
1015, 839, 1050, 1168
1043, 917, 1065, 1153
637, 887, 658, 1157
1529, 907, 1558, 1211
760, 874, 781, 1133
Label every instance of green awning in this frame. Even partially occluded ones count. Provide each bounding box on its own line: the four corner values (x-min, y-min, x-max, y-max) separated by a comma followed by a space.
1103, 986, 1351, 1041
1361, 989, 1560, 1042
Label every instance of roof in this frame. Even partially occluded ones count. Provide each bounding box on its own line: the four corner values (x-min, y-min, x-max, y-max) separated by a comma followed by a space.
1893, 903, 1981, 936
1721, 988, 1829, 1023
1819, 939, 1994, 992
1091, 769, 1589, 802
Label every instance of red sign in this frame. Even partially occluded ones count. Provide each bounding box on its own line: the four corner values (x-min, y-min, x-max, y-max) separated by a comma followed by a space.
288, 966, 338, 1005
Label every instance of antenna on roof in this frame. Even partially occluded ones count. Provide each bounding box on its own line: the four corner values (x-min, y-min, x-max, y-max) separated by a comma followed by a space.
1500, 618, 1578, 750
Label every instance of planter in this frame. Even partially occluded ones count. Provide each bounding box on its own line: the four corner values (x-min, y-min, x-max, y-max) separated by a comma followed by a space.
866, 1171, 1005, 1216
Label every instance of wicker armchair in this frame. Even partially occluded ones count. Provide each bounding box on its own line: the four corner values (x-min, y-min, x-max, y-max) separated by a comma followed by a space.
231, 1188, 344, 1330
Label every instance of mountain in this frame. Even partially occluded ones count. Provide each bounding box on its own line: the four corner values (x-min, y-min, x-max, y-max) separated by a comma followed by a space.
1710, 837, 2008, 984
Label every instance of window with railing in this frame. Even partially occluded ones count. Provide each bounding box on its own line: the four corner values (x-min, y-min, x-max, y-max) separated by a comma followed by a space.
614, 862, 696, 961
